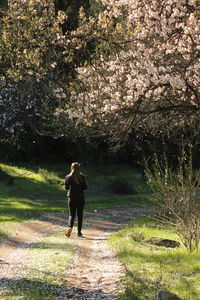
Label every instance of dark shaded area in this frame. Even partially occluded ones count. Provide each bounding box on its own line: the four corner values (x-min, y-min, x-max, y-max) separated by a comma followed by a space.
0, 131, 188, 165
0, 168, 14, 186
105, 177, 137, 195
54, 0, 90, 32
0, 135, 111, 164
0, 0, 8, 10
146, 237, 180, 248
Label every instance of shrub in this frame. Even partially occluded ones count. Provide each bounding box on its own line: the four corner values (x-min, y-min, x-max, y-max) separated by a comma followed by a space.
105, 177, 136, 194
145, 151, 200, 252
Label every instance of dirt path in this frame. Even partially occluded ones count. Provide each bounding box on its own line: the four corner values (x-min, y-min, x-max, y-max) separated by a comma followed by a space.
0, 215, 67, 264
0, 207, 151, 299
63, 219, 125, 300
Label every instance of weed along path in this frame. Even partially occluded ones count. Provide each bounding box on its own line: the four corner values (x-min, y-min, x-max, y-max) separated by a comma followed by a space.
0, 207, 151, 299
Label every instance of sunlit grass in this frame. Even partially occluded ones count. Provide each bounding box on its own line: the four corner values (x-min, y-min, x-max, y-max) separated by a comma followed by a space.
0, 163, 44, 182
0, 163, 66, 242
110, 217, 200, 300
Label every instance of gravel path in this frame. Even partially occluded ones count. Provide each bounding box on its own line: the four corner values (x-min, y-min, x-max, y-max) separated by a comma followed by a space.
0, 207, 151, 299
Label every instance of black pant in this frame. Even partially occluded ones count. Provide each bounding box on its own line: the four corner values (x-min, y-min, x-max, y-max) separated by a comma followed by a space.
68, 198, 85, 233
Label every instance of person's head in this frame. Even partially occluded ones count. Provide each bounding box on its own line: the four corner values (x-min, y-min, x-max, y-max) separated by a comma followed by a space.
70, 162, 80, 174
70, 162, 82, 184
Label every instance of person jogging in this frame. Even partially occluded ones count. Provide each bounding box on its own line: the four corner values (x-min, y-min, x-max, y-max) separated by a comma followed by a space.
65, 162, 87, 238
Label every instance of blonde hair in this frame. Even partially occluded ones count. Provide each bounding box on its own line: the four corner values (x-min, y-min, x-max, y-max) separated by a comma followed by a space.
69, 162, 83, 185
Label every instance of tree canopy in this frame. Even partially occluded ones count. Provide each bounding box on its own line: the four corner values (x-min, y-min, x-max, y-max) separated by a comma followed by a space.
63, 0, 200, 143
0, 0, 199, 148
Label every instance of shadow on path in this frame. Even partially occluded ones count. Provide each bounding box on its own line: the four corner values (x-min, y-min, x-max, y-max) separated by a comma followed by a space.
0, 277, 117, 300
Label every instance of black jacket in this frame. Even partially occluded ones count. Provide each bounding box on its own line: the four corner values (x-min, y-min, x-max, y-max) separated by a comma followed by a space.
65, 174, 87, 200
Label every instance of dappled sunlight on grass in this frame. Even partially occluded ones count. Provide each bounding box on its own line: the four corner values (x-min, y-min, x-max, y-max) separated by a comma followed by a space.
0, 164, 67, 225
0, 278, 56, 300
0, 197, 39, 209
0, 164, 68, 242
0, 222, 19, 241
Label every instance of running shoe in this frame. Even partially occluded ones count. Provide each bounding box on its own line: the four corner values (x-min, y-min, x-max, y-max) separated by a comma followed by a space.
65, 228, 72, 237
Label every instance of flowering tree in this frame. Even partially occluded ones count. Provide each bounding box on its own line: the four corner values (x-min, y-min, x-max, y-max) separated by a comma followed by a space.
0, 0, 97, 142
64, 0, 200, 143
1, 1, 199, 145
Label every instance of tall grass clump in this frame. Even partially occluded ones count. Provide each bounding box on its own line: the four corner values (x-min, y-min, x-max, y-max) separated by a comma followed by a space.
144, 150, 200, 252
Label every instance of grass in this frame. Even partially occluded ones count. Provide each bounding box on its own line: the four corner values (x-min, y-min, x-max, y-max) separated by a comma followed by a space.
0, 163, 66, 237
109, 217, 200, 300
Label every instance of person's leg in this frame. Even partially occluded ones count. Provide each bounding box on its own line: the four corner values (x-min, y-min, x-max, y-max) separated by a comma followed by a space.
77, 200, 85, 236
66, 198, 76, 237
68, 198, 77, 228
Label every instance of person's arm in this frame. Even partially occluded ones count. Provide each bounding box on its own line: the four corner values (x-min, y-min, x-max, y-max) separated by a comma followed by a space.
64, 176, 70, 190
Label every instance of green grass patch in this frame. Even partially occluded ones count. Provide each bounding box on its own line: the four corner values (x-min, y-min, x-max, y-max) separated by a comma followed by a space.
109, 217, 200, 300
0, 163, 66, 241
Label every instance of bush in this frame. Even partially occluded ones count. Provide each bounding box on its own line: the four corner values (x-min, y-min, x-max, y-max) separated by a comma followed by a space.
145, 151, 200, 252
105, 177, 136, 194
